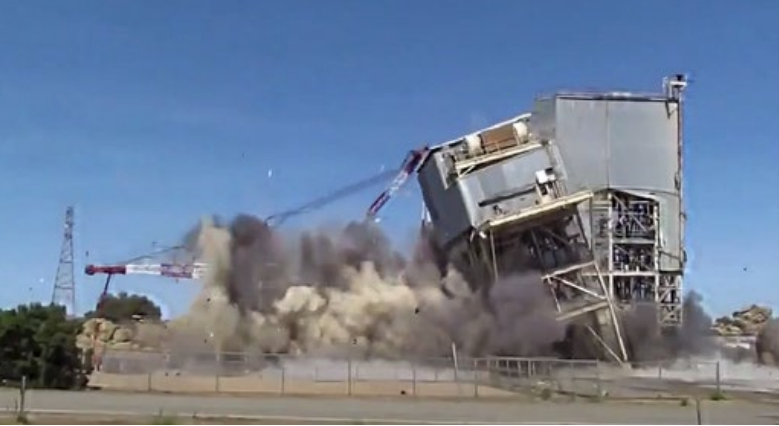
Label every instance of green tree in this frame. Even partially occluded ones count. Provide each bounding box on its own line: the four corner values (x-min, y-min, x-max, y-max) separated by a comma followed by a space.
0, 303, 86, 389
85, 292, 162, 322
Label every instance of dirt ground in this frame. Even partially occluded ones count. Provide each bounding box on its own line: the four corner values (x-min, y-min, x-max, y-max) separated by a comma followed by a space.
89, 372, 516, 399
0, 413, 394, 425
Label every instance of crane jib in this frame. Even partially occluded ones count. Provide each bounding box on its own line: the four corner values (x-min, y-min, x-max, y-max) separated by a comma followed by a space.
365, 147, 429, 219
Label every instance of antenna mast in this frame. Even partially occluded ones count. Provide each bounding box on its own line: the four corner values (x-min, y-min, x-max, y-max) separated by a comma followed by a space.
51, 206, 76, 317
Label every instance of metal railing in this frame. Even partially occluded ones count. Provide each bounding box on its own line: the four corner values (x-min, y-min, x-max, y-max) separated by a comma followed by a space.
88, 349, 775, 399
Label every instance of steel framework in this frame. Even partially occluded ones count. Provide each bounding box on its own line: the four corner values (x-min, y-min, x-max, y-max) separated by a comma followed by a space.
51, 206, 77, 317
589, 191, 682, 326
425, 134, 629, 363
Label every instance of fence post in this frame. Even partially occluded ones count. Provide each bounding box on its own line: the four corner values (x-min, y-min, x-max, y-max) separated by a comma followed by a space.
695, 397, 702, 425
451, 342, 462, 397
347, 355, 353, 396
281, 363, 286, 395
473, 360, 479, 398
715, 361, 721, 394
412, 359, 417, 397
147, 372, 152, 392
214, 349, 221, 393
568, 360, 576, 400
595, 360, 602, 397
19, 375, 27, 417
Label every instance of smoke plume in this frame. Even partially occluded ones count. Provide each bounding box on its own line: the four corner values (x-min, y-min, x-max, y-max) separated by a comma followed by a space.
174, 214, 567, 360
757, 319, 779, 365
620, 290, 715, 362
172, 213, 727, 365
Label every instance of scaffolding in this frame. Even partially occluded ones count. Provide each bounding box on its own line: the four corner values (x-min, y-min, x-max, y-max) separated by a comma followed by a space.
476, 197, 627, 363
432, 135, 628, 363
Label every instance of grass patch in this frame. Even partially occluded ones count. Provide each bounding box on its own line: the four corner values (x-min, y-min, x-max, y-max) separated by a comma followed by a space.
538, 387, 553, 400
150, 411, 178, 425
709, 390, 728, 401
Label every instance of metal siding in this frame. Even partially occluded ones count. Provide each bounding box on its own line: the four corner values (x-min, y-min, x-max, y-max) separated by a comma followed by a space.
553, 99, 610, 192
604, 101, 682, 271
658, 194, 683, 271
531, 98, 556, 142
458, 148, 553, 226
416, 154, 471, 246
419, 93, 683, 271
606, 101, 678, 192
548, 97, 683, 272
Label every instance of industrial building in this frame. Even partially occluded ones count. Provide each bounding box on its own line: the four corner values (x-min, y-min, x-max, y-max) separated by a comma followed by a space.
79, 75, 688, 365
416, 75, 688, 363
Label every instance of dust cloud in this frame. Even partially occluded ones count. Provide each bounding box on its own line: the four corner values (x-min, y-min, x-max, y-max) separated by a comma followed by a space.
173, 214, 565, 360
168, 214, 741, 365
619, 290, 721, 363
757, 318, 779, 365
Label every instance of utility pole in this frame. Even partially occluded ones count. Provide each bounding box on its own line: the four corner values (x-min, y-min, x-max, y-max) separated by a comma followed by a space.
51, 206, 76, 317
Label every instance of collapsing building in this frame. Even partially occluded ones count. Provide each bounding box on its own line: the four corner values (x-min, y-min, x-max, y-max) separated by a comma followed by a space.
416, 75, 688, 363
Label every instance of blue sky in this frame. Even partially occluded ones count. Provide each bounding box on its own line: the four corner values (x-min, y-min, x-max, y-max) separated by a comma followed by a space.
0, 0, 777, 319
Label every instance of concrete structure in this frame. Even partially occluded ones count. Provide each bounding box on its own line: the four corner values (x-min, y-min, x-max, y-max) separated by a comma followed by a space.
416, 75, 688, 363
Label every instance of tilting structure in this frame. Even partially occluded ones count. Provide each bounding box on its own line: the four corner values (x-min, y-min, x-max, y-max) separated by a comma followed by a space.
416, 75, 688, 363
82, 76, 688, 364
51, 206, 77, 317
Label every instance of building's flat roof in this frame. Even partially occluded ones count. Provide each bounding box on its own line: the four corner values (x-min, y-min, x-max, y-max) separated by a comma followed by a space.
427, 112, 531, 152
539, 91, 670, 102
418, 90, 672, 169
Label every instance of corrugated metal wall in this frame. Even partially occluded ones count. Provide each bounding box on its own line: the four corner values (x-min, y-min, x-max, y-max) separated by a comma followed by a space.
534, 96, 683, 271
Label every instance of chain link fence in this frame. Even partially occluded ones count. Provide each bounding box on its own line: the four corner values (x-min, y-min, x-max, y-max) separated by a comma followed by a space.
89, 348, 770, 400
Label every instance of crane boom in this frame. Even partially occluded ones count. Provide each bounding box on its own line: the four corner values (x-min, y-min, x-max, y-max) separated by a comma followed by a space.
85, 262, 209, 279
365, 147, 429, 220
265, 168, 398, 227
84, 146, 429, 293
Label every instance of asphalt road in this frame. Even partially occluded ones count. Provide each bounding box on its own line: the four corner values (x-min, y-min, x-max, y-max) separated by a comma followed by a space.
2, 389, 779, 424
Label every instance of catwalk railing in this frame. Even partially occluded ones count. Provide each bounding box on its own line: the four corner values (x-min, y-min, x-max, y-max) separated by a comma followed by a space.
88, 349, 777, 399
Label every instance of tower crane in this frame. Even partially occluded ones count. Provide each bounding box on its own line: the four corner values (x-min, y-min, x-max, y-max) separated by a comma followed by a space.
84, 147, 430, 304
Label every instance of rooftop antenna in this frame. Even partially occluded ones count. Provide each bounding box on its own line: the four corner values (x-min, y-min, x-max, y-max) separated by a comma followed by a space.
663, 73, 689, 101
51, 206, 77, 317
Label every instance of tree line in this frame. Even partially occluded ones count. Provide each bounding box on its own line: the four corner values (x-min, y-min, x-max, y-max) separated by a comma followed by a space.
0, 293, 162, 390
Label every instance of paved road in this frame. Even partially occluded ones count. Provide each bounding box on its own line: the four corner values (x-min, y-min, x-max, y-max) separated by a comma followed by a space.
1, 389, 779, 424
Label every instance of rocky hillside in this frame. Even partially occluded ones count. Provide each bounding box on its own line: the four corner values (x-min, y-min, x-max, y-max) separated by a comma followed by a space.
712, 305, 772, 336
77, 317, 168, 351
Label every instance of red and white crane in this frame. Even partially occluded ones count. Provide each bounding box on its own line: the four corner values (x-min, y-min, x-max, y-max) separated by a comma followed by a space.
84, 147, 430, 305
85, 262, 209, 280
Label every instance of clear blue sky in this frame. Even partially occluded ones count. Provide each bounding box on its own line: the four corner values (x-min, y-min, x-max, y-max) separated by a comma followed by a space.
1, 0, 777, 319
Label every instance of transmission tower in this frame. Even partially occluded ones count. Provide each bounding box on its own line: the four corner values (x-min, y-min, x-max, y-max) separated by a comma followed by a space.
51, 206, 76, 317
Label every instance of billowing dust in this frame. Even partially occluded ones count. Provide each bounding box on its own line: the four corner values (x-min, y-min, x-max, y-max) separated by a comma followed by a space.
163, 214, 766, 364
170, 215, 563, 360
